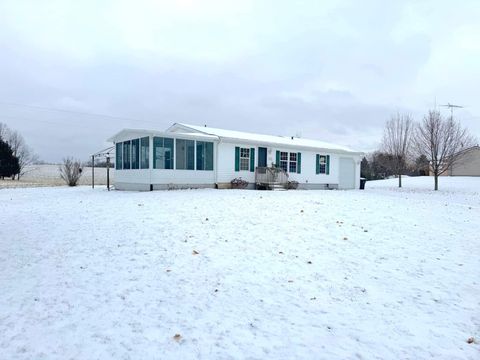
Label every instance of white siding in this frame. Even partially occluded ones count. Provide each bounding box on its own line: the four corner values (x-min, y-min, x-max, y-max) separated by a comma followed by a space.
216, 141, 359, 188
217, 142, 256, 183
338, 158, 356, 189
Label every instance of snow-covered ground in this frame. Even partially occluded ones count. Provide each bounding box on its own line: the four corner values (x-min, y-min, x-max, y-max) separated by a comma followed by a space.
0, 177, 479, 359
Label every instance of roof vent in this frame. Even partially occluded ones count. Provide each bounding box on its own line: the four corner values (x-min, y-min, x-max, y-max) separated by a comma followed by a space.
291, 136, 294, 140
204, 124, 207, 127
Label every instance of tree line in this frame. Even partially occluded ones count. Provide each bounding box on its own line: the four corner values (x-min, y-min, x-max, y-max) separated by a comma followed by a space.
0, 122, 37, 180
361, 110, 476, 190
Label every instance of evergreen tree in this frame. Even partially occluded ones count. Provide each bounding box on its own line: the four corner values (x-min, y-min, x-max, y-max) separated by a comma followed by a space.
0, 139, 20, 178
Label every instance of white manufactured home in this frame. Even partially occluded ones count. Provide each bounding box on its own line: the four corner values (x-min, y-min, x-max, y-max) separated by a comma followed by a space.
108, 123, 363, 191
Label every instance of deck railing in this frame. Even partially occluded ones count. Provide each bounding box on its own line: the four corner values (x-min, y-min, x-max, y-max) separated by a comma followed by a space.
255, 166, 289, 189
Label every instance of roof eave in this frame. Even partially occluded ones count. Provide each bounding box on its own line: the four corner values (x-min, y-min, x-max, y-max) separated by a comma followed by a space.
219, 136, 363, 155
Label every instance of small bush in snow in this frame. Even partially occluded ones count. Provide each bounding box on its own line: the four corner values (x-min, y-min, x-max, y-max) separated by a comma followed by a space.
287, 180, 299, 189
59, 157, 83, 186
230, 177, 248, 189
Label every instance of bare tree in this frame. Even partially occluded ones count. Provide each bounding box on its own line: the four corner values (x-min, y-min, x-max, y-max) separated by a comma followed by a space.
0, 122, 8, 141
414, 110, 475, 190
6, 129, 37, 180
59, 158, 83, 186
381, 113, 413, 187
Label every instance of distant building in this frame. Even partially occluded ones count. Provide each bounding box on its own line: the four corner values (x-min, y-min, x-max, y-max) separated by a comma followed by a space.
108, 123, 363, 191
446, 146, 480, 176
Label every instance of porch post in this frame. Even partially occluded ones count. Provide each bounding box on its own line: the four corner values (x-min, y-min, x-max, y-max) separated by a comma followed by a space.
92, 155, 95, 189
106, 156, 110, 191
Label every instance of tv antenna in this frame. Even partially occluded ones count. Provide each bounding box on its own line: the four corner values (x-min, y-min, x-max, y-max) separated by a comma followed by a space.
440, 103, 464, 118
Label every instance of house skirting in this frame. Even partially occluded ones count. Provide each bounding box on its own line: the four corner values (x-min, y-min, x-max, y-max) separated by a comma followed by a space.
114, 182, 215, 191
114, 182, 343, 191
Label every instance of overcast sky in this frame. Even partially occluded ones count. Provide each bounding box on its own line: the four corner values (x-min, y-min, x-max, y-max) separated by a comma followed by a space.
0, 0, 479, 162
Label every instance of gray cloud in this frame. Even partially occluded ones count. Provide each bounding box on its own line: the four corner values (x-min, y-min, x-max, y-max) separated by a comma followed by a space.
0, 0, 479, 162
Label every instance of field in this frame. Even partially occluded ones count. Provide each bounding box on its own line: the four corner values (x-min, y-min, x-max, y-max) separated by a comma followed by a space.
0, 177, 479, 359
0, 165, 113, 188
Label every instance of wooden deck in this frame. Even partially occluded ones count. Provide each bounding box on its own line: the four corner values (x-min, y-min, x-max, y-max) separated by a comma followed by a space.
255, 167, 289, 190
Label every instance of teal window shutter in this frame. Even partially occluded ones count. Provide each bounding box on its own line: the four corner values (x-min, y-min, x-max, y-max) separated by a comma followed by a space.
250, 148, 255, 172
316, 154, 320, 174
275, 150, 280, 167
235, 147, 240, 171
297, 152, 301, 174
326, 155, 330, 175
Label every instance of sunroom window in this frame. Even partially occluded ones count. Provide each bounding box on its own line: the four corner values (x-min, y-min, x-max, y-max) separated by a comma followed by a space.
176, 139, 195, 170
140, 137, 149, 169
131, 139, 140, 169
116, 142, 122, 170
197, 141, 214, 171
153, 137, 174, 169
123, 141, 131, 169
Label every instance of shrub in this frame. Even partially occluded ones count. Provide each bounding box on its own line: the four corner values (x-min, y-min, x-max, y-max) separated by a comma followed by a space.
230, 177, 248, 189
59, 157, 83, 186
287, 180, 299, 190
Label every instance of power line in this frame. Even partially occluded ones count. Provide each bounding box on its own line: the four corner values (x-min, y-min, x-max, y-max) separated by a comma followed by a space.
0, 101, 161, 126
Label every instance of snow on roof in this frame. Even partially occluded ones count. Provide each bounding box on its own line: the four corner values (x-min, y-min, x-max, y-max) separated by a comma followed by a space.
107, 128, 218, 142
174, 123, 361, 154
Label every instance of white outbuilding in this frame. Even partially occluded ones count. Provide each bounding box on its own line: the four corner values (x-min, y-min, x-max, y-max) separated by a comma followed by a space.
108, 123, 363, 191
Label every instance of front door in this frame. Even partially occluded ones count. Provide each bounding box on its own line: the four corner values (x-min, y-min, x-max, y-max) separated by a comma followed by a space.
258, 147, 267, 167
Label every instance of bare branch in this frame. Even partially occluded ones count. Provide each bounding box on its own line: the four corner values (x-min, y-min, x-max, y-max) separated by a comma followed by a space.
414, 110, 475, 190
381, 112, 413, 187
59, 158, 83, 186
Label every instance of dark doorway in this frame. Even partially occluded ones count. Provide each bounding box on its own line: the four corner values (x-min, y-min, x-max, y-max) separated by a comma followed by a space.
258, 147, 267, 167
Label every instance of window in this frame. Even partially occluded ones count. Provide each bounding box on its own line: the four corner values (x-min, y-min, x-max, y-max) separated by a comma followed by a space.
240, 148, 250, 171
123, 141, 131, 169
289, 152, 297, 173
153, 137, 174, 169
279, 151, 288, 172
140, 137, 149, 169
131, 139, 140, 169
176, 139, 195, 170
197, 141, 214, 170
116, 142, 122, 170
316, 154, 329, 175
319, 155, 326, 174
